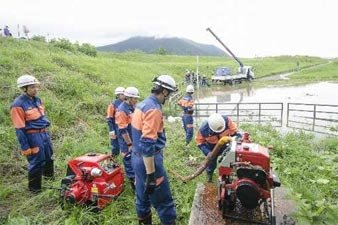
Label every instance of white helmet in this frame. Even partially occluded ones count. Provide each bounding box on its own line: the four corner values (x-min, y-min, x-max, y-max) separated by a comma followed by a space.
114, 86, 125, 95
17, 74, 40, 88
186, 85, 194, 93
124, 87, 140, 98
153, 75, 177, 92
208, 113, 225, 133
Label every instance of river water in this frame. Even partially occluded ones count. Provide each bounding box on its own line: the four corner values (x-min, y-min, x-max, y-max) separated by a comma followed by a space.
192, 82, 338, 136
195, 82, 338, 105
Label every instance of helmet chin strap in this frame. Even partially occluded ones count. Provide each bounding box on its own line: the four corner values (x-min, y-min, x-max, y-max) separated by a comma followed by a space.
22, 87, 31, 96
160, 90, 171, 105
25, 92, 35, 98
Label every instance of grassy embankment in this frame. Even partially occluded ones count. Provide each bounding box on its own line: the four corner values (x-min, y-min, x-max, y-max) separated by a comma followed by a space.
289, 60, 338, 81
0, 37, 337, 224
255, 58, 338, 87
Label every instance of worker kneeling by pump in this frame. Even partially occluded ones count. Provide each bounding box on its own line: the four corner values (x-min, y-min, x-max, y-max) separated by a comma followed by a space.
195, 113, 241, 183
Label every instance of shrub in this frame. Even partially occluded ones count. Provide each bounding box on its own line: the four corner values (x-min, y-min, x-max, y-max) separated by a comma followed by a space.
154, 47, 168, 55
31, 35, 46, 42
48, 39, 97, 57
78, 43, 97, 57
50, 38, 76, 52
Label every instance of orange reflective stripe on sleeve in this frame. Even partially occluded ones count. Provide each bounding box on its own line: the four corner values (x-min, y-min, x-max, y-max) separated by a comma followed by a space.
10, 107, 26, 129
178, 99, 193, 108
25, 108, 42, 121
107, 104, 115, 118
116, 111, 129, 129
195, 130, 205, 146
142, 109, 162, 139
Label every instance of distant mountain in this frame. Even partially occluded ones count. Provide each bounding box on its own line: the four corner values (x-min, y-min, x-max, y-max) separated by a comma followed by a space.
96, 36, 227, 56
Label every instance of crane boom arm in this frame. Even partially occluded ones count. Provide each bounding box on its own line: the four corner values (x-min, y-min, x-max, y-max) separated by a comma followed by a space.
206, 27, 244, 68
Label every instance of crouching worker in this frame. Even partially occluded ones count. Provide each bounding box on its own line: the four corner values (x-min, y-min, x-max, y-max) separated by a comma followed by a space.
107, 87, 125, 156
116, 87, 139, 191
177, 85, 194, 145
131, 75, 177, 225
10, 75, 54, 193
196, 113, 241, 183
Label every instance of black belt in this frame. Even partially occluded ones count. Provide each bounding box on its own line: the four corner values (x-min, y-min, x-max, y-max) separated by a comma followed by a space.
26, 128, 48, 134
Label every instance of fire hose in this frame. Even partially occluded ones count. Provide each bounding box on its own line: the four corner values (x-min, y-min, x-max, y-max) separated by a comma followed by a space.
169, 136, 232, 182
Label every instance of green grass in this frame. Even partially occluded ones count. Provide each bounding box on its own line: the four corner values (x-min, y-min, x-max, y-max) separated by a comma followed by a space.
0, 37, 337, 224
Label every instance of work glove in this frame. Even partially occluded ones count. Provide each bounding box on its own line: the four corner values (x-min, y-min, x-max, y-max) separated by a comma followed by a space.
109, 131, 116, 139
218, 136, 232, 145
144, 172, 156, 195
123, 151, 131, 160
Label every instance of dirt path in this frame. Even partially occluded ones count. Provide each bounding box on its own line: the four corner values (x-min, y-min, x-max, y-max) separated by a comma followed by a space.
188, 183, 296, 225
258, 61, 332, 81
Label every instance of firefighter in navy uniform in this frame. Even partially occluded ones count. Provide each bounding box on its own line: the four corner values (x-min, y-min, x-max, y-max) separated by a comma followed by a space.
116, 87, 140, 191
196, 113, 241, 183
107, 87, 125, 156
131, 75, 178, 225
10, 75, 54, 193
177, 85, 195, 145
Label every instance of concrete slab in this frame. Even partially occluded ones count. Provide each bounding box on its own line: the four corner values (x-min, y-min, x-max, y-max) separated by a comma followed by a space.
188, 183, 296, 225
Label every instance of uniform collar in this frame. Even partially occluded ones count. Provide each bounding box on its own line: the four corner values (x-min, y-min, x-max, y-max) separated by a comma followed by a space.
150, 94, 161, 105
22, 93, 36, 101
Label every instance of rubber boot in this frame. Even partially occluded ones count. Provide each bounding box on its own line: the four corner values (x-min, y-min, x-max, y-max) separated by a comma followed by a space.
139, 213, 152, 225
206, 172, 213, 183
43, 160, 55, 180
111, 148, 120, 158
129, 177, 136, 192
28, 170, 42, 193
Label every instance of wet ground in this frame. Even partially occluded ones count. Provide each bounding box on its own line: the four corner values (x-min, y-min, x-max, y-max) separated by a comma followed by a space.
189, 183, 296, 225
259, 72, 291, 81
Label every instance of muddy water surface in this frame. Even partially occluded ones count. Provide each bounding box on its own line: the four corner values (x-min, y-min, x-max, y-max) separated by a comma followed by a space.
193, 82, 338, 135
195, 82, 338, 105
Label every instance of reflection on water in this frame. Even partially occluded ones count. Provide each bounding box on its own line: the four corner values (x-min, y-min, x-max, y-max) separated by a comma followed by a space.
196, 82, 338, 105
195, 83, 255, 104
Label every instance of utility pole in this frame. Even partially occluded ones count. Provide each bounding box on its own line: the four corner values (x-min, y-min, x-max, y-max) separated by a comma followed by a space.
17, 24, 20, 38
196, 55, 199, 90
195, 55, 200, 127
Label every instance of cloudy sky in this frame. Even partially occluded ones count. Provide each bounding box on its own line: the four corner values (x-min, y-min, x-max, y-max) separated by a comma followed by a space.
1, 0, 337, 57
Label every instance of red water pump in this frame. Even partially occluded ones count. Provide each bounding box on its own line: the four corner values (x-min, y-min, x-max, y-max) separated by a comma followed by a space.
217, 133, 281, 224
60, 153, 124, 210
